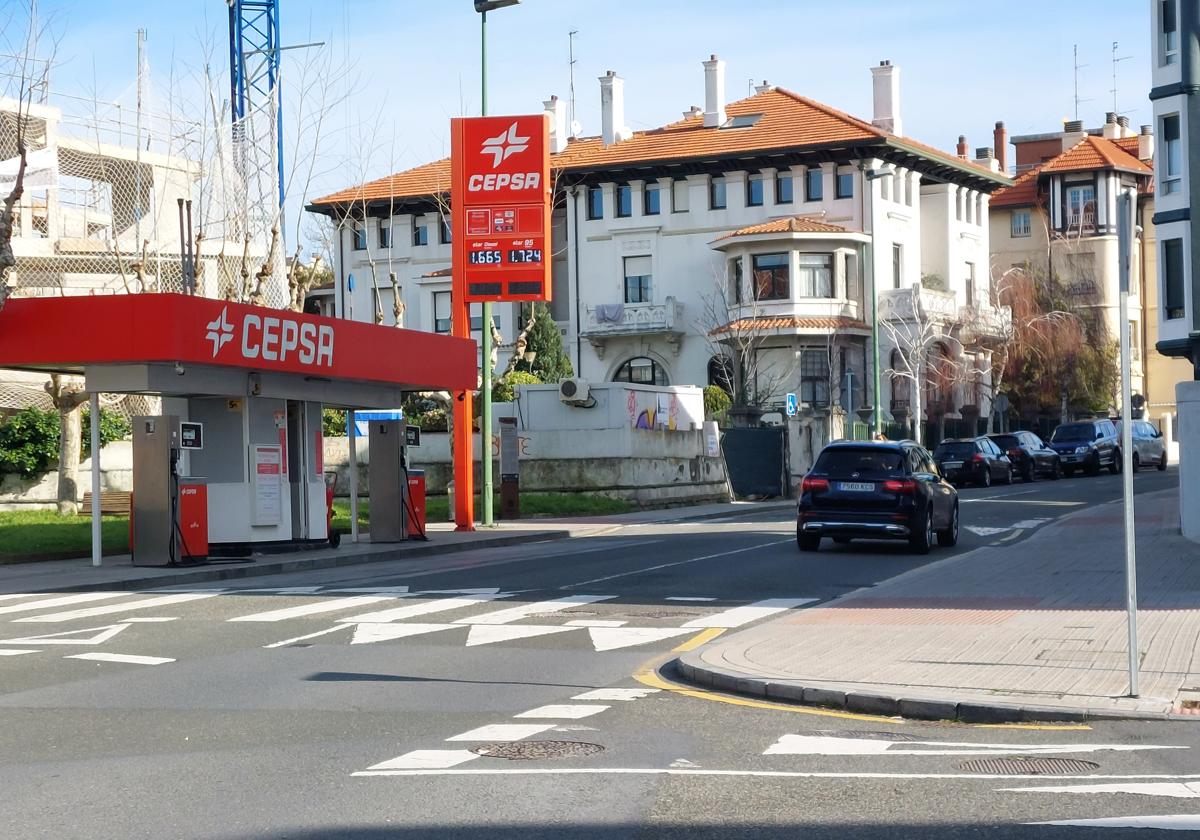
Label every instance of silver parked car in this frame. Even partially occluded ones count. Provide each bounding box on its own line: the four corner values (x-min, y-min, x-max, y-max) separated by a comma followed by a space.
1117, 420, 1169, 471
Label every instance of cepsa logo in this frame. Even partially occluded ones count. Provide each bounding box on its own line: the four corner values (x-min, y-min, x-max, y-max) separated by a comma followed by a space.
205, 307, 334, 367
466, 121, 542, 193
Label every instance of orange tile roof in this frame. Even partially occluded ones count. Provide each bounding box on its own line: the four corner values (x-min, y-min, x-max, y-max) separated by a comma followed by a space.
717, 215, 849, 240
1112, 136, 1143, 157
710, 315, 869, 335
312, 87, 1005, 208
990, 162, 1047, 208
1041, 135, 1152, 175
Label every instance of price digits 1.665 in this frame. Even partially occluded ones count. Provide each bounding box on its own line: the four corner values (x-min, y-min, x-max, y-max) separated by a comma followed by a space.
469, 249, 503, 265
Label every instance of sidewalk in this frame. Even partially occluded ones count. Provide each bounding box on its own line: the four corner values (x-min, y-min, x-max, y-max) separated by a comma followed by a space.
679, 489, 1200, 721
0, 498, 792, 595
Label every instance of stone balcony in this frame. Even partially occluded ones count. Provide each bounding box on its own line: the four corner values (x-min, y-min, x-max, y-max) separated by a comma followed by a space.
878, 288, 1011, 346
958, 302, 1013, 343
581, 297, 685, 357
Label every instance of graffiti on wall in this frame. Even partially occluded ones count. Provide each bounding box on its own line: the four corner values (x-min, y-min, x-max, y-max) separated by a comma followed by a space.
627, 389, 687, 431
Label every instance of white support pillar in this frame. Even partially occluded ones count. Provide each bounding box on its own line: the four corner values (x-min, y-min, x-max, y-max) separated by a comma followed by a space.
89, 392, 102, 567
348, 409, 359, 543
1178, 382, 1200, 543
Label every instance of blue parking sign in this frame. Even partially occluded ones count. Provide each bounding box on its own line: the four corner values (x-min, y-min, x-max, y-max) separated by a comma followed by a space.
786, 393, 798, 416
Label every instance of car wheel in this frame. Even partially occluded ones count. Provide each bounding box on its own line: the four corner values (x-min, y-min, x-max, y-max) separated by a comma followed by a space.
1002, 466, 1014, 485
797, 525, 820, 553
910, 509, 933, 555
1051, 459, 1062, 480
937, 503, 959, 547
1086, 455, 1101, 476
1132, 452, 1140, 472
979, 467, 991, 488
1159, 452, 1168, 471
1024, 464, 1037, 482
1109, 449, 1122, 475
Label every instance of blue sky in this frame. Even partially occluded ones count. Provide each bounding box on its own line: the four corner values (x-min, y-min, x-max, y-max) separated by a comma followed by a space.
33, 0, 1153, 248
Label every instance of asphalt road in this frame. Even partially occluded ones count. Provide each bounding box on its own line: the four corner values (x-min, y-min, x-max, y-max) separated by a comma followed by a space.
0, 467, 1193, 839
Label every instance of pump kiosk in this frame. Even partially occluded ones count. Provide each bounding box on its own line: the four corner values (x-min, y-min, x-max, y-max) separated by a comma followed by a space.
0, 294, 476, 565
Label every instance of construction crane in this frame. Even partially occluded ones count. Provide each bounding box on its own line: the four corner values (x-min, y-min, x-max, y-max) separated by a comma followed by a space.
226, 0, 283, 210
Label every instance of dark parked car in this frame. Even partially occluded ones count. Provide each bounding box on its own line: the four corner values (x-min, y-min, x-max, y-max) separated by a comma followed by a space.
987, 431, 1062, 482
1048, 419, 1120, 476
797, 440, 959, 555
933, 437, 1013, 487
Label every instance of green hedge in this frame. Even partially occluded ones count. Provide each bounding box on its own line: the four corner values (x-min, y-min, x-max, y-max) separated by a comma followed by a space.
0, 406, 130, 479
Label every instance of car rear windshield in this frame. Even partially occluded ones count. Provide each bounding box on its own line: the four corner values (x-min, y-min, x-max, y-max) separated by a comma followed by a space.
990, 435, 1020, 450
1051, 424, 1092, 443
813, 448, 904, 478
934, 442, 976, 458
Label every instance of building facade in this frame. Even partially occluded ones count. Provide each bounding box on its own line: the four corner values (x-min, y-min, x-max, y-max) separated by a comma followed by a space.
309, 57, 1011, 437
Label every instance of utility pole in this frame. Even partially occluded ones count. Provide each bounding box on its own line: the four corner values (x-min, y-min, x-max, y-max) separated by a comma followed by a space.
1117, 187, 1139, 697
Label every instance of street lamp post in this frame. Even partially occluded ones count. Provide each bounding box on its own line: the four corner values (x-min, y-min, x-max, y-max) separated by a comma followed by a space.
473, 0, 520, 527
861, 163, 895, 438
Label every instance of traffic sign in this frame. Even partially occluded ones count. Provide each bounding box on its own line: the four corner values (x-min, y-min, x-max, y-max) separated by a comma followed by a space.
451, 114, 552, 304
786, 393, 798, 416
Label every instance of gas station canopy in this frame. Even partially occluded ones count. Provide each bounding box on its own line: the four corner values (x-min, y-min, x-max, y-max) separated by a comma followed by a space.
0, 294, 477, 406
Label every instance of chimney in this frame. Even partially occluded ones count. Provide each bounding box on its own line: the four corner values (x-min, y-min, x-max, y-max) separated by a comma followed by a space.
975, 147, 1000, 173
1118, 115, 1134, 138
956, 135, 968, 159
703, 54, 726, 128
1103, 112, 1121, 140
683, 105, 703, 119
993, 121, 1008, 173
599, 71, 626, 146
1138, 124, 1154, 161
1062, 119, 1087, 152
754, 79, 774, 94
870, 60, 902, 135
544, 95, 568, 154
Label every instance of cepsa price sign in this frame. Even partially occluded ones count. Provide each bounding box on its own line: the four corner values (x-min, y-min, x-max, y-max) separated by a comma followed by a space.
451, 114, 552, 304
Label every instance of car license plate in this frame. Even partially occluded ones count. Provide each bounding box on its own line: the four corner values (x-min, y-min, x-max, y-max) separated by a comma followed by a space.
838, 482, 874, 492
943, 461, 962, 470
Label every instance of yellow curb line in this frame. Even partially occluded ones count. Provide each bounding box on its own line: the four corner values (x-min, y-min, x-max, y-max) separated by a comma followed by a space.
673, 627, 726, 652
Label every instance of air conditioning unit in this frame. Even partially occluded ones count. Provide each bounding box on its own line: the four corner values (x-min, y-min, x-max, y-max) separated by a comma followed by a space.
559, 378, 591, 404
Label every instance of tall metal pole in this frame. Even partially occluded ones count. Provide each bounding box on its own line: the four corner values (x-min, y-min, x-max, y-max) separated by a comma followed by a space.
89, 392, 102, 567
480, 9, 495, 527
1117, 187, 1139, 697
866, 172, 882, 437
135, 29, 145, 248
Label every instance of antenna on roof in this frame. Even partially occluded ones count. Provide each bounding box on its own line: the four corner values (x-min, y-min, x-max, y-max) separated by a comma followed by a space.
1072, 44, 1092, 121
568, 30, 579, 136
1111, 40, 1133, 114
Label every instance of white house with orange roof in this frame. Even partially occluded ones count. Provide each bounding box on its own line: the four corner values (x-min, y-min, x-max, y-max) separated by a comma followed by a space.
308, 56, 1011, 444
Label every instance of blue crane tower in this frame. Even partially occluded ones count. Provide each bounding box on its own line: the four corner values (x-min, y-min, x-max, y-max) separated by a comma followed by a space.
227, 0, 284, 210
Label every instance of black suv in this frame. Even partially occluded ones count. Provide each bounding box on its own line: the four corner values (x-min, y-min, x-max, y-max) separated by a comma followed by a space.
933, 437, 1014, 487
797, 441, 959, 555
1049, 419, 1120, 477
988, 431, 1062, 482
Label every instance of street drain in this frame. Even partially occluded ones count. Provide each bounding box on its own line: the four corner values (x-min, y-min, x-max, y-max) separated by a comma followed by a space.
957, 756, 1100, 776
470, 740, 605, 760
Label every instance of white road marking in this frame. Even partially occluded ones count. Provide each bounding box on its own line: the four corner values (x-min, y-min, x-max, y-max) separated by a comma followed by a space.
561, 539, 793, 588
456, 595, 616, 625
323, 587, 412, 594
353, 768, 1200, 781
0, 592, 126, 616
682, 598, 816, 629
565, 619, 628, 627
262, 625, 351, 648
350, 623, 459, 645
588, 626, 695, 651
763, 734, 1186, 757
960, 499, 1084, 506
670, 759, 700, 768
572, 688, 660, 701
965, 526, 1010, 536
0, 594, 38, 603
66, 652, 174, 665
1003, 782, 1200, 799
228, 595, 396, 623
463, 624, 577, 647
0, 649, 37, 656
0, 623, 129, 645
17, 592, 220, 623
514, 704, 610, 720
445, 724, 556, 742
233, 586, 324, 594
1030, 815, 1200, 830
665, 597, 717, 602
366, 750, 479, 771
417, 588, 502, 595
1010, 518, 1053, 529
341, 594, 507, 624
121, 617, 179, 623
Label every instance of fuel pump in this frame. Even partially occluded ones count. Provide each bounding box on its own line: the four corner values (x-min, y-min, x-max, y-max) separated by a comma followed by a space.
131, 416, 208, 566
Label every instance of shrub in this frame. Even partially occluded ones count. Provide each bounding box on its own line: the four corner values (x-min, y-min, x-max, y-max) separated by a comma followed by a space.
703, 385, 732, 421
82, 408, 131, 457
492, 370, 542, 403
322, 408, 347, 436
0, 408, 60, 478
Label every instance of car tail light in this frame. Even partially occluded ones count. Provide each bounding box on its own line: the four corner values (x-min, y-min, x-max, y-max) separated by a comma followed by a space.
801, 477, 829, 493
972, 453, 985, 463
1008, 449, 1022, 458
883, 479, 915, 494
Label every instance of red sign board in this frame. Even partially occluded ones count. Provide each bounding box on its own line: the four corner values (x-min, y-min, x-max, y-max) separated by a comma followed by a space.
451, 114, 552, 303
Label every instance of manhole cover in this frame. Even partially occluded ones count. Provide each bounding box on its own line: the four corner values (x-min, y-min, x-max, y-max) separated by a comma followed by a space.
957, 756, 1100, 776
470, 740, 605, 760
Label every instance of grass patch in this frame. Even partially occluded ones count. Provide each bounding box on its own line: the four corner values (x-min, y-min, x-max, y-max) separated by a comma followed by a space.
0, 509, 130, 562
331, 492, 630, 531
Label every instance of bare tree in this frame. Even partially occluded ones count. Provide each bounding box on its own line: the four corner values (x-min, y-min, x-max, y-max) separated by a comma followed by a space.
43, 374, 86, 514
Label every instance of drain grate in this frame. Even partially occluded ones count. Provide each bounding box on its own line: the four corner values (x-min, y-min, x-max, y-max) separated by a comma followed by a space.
957, 756, 1100, 776
471, 740, 605, 761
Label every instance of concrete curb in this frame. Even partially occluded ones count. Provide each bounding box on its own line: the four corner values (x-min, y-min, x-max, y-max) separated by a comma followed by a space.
673, 653, 1176, 723
6, 500, 792, 594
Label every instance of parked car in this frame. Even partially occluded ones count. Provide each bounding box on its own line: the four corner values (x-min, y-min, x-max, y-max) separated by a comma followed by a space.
1116, 420, 1169, 471
1048, 419, 1120, 476
796, 440, 959, 555
932, 437, 1013, 487
987, 431, 1062, 481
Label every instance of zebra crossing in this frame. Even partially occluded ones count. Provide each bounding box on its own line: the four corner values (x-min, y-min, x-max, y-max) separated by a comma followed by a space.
0, 585, 818, 662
